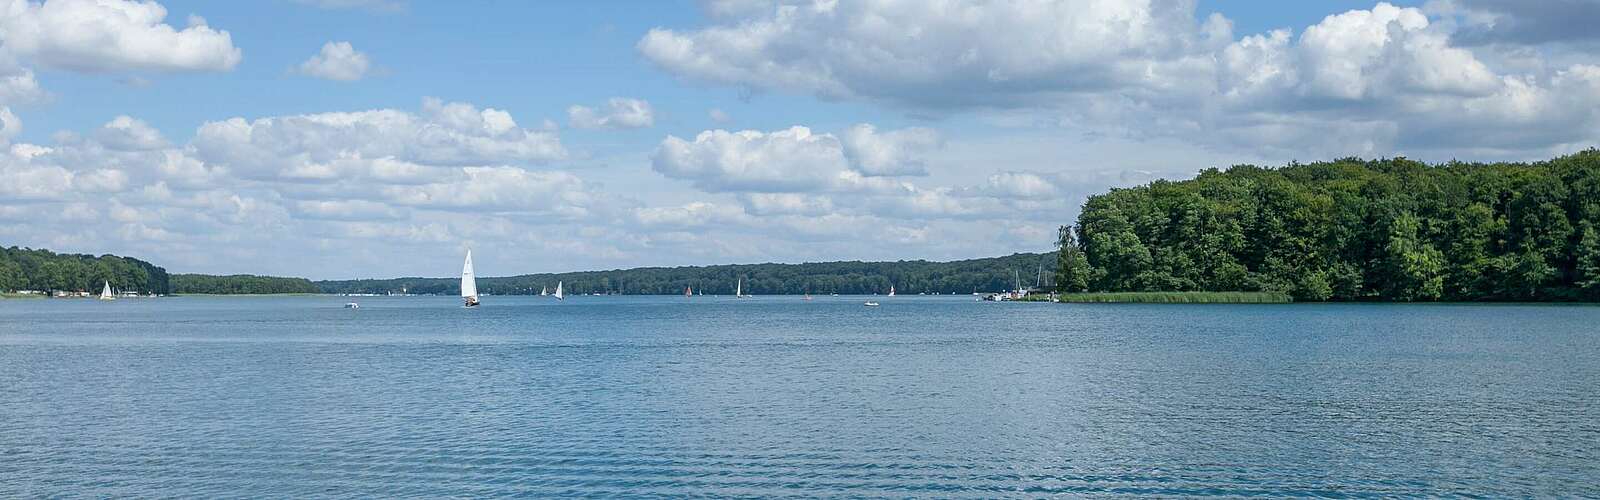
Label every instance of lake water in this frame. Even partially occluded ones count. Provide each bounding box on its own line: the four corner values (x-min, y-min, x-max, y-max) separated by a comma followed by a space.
2, 295, 1598, 497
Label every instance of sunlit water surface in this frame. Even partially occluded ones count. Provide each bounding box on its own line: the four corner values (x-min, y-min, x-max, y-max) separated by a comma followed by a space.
2, 295, 1598, 497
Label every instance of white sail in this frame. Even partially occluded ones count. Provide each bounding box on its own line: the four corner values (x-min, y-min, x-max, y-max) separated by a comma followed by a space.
888, 285, 895, 297
99, 281, 114, 300
554, 281, 564, 300
736, 279, 742, 298
461, 250, 478, 298
540, 286, 548, 296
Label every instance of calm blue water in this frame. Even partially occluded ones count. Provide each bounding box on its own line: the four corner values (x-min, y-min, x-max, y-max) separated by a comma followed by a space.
2, 295, 1598, 497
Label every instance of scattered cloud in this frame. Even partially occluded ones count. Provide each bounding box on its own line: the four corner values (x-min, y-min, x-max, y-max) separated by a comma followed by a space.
641, 1, 1600, 158
296, 41, 372, 81
95, 115, 167, 151
652, 124, 942, 192
840, 124, 940, 177
0, 0, 241, 73
567, 97, 654, 129
193, 97, 566, 182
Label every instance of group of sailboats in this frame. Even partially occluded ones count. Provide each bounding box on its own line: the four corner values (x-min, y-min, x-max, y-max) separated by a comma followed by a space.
460, 250, 560, 308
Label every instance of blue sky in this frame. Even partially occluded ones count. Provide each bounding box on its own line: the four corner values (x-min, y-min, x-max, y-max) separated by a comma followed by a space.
2, 0, 1596, 279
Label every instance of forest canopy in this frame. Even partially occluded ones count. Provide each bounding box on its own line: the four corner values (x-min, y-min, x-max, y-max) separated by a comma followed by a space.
1056, 150, 1600, 302
0, 246, 169, 294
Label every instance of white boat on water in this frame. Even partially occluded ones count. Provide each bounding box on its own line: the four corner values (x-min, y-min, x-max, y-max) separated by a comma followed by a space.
98, 281, 114, 301
554, 281, 564, 300
461, 250, 479, 307
735, 278, 747, 298
344, 302, 359, 309
540, 286, 548, 296
888, 285, 895, 297
863, 300, 880, 307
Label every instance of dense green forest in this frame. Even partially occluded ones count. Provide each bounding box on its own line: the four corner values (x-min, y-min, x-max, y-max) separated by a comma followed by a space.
1056, 150, 1600, 302
169, 274, 322, 295
318, 253, 1056, 296
0, 246, 170, 294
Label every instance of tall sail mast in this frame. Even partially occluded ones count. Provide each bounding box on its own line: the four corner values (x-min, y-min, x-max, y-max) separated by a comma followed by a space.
461, 250, 479, 306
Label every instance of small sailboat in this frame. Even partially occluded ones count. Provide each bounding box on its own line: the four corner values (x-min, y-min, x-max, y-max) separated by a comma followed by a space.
888, 285, 895, 297
803, 291, 812, 301
98, 281, 115, 301
685, 286, 692, 298
461, 250, 479, 307
554, 281, 564, 300
540, 286, 548, 296
735, 278, 746, 299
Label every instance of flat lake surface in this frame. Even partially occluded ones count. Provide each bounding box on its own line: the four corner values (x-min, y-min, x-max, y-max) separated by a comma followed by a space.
2, 296, 1598, 497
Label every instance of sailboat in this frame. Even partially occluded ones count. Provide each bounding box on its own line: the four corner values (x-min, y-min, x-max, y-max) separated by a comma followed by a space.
553, 281, 564, 300
540, 286, 548, 296
98, 281, 115, 301
461, 250, 479, 307
735, 278, 745, 298
888, 285, 896, 297
685, 286, 692, 298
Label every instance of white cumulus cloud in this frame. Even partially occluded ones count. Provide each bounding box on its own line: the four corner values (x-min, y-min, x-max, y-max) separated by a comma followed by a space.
641, 1, 1600, 158
193, 97, 566, 182
296, 41, 372, 81
0, 0, 241, 73
840, 123, 941, 176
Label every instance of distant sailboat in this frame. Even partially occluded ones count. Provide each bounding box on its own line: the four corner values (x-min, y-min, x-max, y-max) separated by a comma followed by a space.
888, 285, 895, 297
461, 250, 479, 307
98, 281, 114, 301
554, 281, 564, 300
685, 286, 692, 298
540, 286, 548, 296
735, 278, 744, 298
803, 291, 812, 301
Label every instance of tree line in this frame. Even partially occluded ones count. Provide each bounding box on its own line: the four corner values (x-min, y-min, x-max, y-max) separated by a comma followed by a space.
317, 253, 1057, 296
1056, 150, 1600, 301
0, 246, 170, 294
169, 274, 321, 294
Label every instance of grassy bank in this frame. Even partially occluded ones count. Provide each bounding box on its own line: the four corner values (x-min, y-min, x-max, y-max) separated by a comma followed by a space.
1052, 291, 1294, 303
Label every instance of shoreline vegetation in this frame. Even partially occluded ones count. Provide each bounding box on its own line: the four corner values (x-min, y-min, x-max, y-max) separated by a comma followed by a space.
1026, 291, 1295, 304
1056, 151, 1600, 303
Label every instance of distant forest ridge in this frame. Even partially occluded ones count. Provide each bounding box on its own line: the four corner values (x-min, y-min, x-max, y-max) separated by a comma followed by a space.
169, 274, 321, 295
1057, 150, 1600, 301
317, 253, 1058, 296
1, 243, 1055, 296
